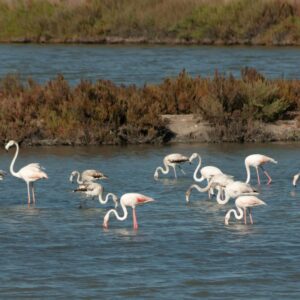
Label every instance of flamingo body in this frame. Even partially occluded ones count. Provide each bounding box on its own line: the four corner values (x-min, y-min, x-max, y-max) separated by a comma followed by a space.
70, 169, 107, 184
103, 193, 154, 229
245, 154, 277, 185
225, 195, 266, 225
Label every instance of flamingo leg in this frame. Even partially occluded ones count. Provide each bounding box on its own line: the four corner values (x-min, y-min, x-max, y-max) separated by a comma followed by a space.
173, 166, 177, 178
132, 207, 138, 230
260, 166, 272, 184
31, 183, 36, 204
179, 165, 186, 175
26, 183, 31, 205
249, 208, 253, 224
256, 167, 261, 185
244, 208, 247, 224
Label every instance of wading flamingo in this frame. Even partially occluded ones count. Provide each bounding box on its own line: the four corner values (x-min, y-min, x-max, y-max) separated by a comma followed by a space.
154, 153, 193, 179
185, 173, 234, 203
293, 173, 300, 186
5, 140, 48, 205
74, 182, 118, 208
225, 195, 266, 225
70, 169, 108, 184
245, 154, 277, 185
103, 193, 154, 230
189, 153, 223, 197
216, 181, 258, 205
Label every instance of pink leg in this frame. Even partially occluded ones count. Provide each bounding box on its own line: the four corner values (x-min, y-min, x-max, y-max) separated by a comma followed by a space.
244, 208, 247, 224
256, 167, 261, 185
249, 208, 253, 224
27, 183, 31, 205
260, 166, 272, 184
31, 183, 36, 204
132, 207, 138, 230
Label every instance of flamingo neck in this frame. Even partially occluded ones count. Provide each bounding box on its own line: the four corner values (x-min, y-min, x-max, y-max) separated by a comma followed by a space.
216, 188, 230, 205
245, 162, 251, 183
225, 207, 243, 224
193, 154, 202, 182
188, 180, 213, 194
104, 199, 128, 223
156, 163, 170, 176
98, 186, 115, 205
9, 142, 20, 178
72, 171, 83, 184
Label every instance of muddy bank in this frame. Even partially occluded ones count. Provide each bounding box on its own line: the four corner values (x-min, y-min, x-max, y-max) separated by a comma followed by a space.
162, 114, 300, 144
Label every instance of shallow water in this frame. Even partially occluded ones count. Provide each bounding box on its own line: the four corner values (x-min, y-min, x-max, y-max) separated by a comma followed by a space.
0, 143, 299, 299
1, 45, 300, 85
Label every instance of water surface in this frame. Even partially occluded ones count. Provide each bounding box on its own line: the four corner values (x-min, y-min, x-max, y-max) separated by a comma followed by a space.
1, 45, 300, 85
0, 143, 299, 299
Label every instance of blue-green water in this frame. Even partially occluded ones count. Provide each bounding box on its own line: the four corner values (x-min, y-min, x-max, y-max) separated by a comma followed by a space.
0, 44, 300, 85
0, 143, 299, 299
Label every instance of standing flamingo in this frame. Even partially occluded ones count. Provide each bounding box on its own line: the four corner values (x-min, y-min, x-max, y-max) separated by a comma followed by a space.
74, 182, 118, 208
70, 169, 108, 184
154, 153, 194, 179
189, 152, 223, 197
5, 140, 48, 205
293, 173, 300, 186
245, 154, 277, 185
103, 193, 154, 230
185, 173, 234, 203
225, 195, 266, 225
216, 181, 258, 205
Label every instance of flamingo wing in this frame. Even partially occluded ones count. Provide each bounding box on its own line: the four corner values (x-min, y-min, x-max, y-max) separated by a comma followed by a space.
18, 164, 48, 180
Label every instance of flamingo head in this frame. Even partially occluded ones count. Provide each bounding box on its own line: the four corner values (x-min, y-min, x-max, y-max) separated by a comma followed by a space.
103, 215, 109, 229
5, 140, 16, 151
113, 195, 119, 208
69, 171, 77, 182
154, 170, 159, 180
293, 173, 300, 187
185, 190, 190, 203
189, 153, 198, 163
224, 212, 230, 225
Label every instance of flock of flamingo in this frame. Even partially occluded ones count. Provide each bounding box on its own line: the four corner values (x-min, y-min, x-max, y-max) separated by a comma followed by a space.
2, 139, 299, 229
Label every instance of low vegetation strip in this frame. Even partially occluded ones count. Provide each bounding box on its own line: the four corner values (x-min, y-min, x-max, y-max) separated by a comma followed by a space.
1, 0, 300, 45
0, 68, 299, 145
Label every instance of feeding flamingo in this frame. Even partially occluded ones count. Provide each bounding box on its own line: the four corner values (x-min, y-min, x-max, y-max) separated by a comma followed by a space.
5, 140, 48, 205
224, 195, 266, 225
293, 173, 300, 186
154, 153, 194, 179
189, 152, 223, 198
74, 182, 118, 208
216, 181, 258, 205
103, 193, 154, 230
245, 154, 277, 185
185, 173, 234, 203
70, 169, 108, 184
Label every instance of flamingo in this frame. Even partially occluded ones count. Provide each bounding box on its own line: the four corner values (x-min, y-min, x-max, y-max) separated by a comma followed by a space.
189, 152, 223, 198
0, 170, 6, 180
154, 153, 194, 179
103, 193, 154, 230
245, 154, 277, 185
185, 173, 234, 203
74, 182, 118, 208
293, 173, 300, 186
216, 181, 258, 205
5, 140, 48, 205
70, 169, 108, 184
225, 195, 266, 225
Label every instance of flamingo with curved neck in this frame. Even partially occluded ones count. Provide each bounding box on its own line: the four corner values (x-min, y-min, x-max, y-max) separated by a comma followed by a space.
74, 182, 118, 208
5, 140, 48, 205
245, 154, 277, 185
185, 173, 234, 203
154, 153, 194, 179
216, 181, 258, 205
70, 169, 108, 184
225, 195, 266, 225
103, 193, 154, 230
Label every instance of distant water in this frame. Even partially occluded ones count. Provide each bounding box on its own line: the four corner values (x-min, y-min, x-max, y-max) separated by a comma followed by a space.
0, 143, 299, 299
0, 44, 300, 85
